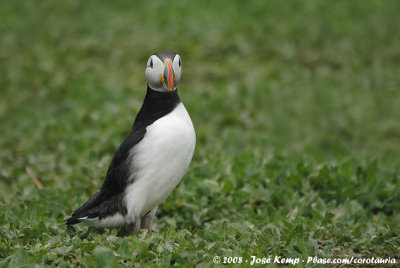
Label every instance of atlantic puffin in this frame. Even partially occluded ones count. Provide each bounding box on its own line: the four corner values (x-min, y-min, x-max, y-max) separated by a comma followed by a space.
65, 51, 196, 235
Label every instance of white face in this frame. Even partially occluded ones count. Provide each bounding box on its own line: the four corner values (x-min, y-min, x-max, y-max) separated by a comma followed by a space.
145, 54, 182, 92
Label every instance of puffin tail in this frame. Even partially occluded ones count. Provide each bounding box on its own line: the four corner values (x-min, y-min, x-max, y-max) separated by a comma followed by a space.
64, 190, 103, 225
65, 215, 83, 225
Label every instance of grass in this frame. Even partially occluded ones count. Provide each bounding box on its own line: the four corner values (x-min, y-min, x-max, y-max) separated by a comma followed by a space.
1, 0, 399, 266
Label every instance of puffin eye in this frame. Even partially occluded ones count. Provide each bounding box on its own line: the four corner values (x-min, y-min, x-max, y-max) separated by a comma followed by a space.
178, 59, 181, 67
150, 59, 153, 68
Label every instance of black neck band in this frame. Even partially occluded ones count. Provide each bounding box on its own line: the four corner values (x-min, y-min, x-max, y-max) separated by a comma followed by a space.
132, 86, 181, 130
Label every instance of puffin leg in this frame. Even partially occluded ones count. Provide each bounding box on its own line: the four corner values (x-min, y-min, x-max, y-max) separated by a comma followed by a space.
126, 213, 141, 235
140, 206, 158, 233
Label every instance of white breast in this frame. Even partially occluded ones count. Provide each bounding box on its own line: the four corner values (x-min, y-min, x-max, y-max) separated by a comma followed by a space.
124, 102, 196, 217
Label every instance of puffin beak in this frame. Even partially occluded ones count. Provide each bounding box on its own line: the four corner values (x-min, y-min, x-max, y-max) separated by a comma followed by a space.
163, 60, 175, 91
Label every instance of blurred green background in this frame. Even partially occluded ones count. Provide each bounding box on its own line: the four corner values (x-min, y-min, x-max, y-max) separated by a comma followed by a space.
1, 0, 399, 266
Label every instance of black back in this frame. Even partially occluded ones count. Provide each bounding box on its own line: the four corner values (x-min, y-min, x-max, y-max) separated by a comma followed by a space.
66, 86, 181, 223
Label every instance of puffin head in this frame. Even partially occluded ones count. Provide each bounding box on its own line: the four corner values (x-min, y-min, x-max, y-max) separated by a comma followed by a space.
145, 51, 182, 92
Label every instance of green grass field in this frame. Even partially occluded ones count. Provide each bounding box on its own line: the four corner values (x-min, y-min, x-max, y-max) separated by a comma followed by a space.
1, 0, 399, 266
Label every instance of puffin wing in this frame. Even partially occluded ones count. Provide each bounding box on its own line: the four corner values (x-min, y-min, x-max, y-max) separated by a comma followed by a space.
65, 128, 146, 224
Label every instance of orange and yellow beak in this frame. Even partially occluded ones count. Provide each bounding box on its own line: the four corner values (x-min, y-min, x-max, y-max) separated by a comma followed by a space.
161, 59, 175, 91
